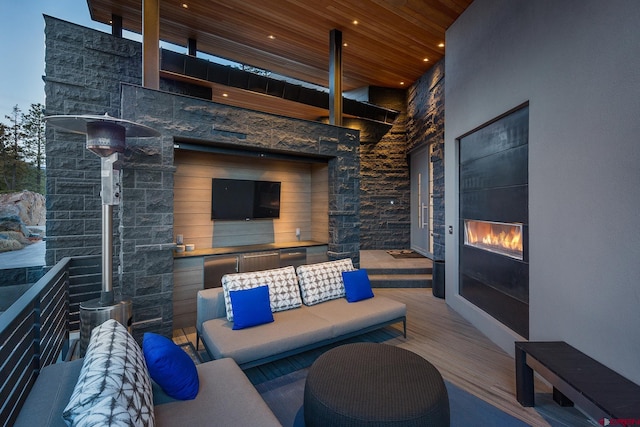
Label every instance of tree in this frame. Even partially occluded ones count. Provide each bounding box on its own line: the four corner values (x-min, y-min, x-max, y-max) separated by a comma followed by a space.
3, 105, 27, 191
21, 104, 46, 193
0, 122, 8, 191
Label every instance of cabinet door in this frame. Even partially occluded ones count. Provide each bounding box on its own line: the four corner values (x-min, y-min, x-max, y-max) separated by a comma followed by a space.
204, 255, 239, 288
241, 251, 280, 272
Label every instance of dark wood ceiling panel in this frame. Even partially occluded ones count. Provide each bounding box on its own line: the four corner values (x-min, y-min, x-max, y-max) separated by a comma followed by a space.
87, 0, 472, 91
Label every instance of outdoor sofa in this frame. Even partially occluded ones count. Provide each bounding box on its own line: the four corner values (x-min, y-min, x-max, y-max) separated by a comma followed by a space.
14, 319, 281, 427
197, 258, 408, 369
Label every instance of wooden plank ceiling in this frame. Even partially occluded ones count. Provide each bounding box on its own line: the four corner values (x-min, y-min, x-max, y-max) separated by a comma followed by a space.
87, 0, 472, 121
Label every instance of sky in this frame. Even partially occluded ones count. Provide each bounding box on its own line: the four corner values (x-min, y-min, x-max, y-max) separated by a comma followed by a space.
0, 1, 113, 116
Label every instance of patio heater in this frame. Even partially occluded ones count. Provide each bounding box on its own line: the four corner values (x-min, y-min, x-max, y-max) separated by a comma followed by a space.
46, 114, 160, 355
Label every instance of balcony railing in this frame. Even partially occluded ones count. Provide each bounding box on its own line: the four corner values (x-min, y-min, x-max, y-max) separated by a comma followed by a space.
0, 255, 101, 427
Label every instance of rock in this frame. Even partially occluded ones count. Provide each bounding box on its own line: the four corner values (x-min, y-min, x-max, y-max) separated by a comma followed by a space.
0, 190, 46, 226
0, 191, 45, 252
0, 232, 28, 252
0, 215, 31, 237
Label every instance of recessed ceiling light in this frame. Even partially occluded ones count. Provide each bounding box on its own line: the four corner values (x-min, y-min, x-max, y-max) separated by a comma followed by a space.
343, 42, 348, 47
182, 3, 188, 8
400, 82, 405, 86
352, 20, 359, 25
438, 42, 445, 48
222, 93, 229, 97
423, 58, 429, 62
268, 34, 276, 40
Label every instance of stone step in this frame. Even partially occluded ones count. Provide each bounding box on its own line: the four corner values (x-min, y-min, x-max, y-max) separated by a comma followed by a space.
369, 274, 432, 288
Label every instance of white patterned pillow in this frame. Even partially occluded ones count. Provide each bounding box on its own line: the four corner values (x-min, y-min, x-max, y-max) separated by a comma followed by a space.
63, 319, 154, 427
222, 265, 302, 321
296, 258, 355, 305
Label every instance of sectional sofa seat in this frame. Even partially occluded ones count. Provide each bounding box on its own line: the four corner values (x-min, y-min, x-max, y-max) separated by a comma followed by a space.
197, 258, 407, 369
15, 319, 281, 427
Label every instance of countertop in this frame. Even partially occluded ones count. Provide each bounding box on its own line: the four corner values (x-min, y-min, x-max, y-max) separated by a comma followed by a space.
173, 240, 327, 258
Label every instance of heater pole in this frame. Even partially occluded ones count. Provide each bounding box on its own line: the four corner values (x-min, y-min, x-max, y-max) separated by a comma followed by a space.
101, 203, 114, 304
99, 153, 120, 305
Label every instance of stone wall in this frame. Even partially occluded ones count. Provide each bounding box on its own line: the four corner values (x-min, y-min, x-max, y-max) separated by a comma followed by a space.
407, 60, 446, 260
44, 16, 142, 268
45, 16, 359, 338
357, 87, 410, 250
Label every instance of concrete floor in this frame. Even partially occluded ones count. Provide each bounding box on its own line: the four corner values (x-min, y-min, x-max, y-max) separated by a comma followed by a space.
0, 239, 46, 269
360, 249, 432, 270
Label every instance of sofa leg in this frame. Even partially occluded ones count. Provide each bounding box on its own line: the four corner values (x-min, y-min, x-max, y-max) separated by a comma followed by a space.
196, 331, 200, 351
403, 318, 407, 338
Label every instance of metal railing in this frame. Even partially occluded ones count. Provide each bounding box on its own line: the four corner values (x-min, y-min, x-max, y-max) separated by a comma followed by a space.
0, 255, 101, 427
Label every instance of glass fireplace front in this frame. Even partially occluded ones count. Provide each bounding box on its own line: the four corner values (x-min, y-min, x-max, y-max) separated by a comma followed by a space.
464, 219, 523, 260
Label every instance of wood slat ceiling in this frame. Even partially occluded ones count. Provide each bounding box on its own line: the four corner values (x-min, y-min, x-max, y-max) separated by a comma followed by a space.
86, 0, 472, 120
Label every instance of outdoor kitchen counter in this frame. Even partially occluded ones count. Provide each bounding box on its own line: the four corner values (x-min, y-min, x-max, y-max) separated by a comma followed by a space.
173, 240, 327, 258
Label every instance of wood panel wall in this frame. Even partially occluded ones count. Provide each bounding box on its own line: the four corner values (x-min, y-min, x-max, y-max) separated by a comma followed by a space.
174, 149, 329, 249
310, 163, 329, 243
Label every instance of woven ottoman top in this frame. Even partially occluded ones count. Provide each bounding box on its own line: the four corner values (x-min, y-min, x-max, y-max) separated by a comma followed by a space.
304, 343, 449, 427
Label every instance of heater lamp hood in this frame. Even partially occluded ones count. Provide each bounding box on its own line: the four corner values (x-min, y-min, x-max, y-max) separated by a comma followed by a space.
45, 113, 160, 138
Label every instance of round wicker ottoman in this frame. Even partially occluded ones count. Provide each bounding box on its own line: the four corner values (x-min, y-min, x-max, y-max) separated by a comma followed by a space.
304, 343, 449, 427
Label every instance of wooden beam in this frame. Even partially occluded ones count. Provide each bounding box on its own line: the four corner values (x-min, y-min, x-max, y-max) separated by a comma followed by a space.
111, 14, 122, 38
329, 29, 343, 126
188, 38, 197, 56
142, 0, 160, 89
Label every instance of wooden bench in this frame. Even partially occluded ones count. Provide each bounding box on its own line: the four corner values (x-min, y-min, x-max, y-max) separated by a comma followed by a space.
515, 341, 640, 421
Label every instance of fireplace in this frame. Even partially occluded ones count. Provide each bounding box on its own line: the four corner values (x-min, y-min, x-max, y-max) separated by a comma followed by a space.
464, 220, 523, 260
458, 104, 529, 338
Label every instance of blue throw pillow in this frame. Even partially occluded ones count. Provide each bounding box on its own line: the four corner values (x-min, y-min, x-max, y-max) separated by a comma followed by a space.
342, 269, 375, 302
142, 332, 199, 400
230, 285, 274, 330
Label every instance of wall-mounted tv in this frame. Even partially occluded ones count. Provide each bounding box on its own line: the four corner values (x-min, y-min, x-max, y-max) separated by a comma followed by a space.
211, 178, 281, 220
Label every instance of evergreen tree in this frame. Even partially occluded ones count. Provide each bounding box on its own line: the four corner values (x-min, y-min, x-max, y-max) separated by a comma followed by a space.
3, 105, 26, 191
21, 103, 46, 194
0, 122, 8, 192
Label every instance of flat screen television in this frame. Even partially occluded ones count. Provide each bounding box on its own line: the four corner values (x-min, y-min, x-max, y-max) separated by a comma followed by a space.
211, 178, 281, 220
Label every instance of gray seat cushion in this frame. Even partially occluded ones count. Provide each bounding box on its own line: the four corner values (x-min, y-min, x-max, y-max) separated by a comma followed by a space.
201, 306, 333, 365
306, 295, 407, 337
155, 357, 281, 427
14, 359, 84, 427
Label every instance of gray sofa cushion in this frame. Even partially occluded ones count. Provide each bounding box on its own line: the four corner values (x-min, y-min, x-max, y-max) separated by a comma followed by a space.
154, 358, 281, 427
14, 358, 84, 427
201, 306, 334, 365
305, 295, 407, 337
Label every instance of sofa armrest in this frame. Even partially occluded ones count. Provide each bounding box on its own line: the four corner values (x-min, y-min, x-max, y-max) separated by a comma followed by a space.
197, 287, 227, 332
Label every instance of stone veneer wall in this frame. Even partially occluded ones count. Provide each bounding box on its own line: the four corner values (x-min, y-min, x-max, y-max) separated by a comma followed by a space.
407, 60, 446, 260
44, 16, 141, 266
357, 87, 410, 250
45, 16, 360, 338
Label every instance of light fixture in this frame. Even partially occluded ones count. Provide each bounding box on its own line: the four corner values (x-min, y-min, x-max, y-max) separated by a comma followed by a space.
352, 20, 359, 25
423, 58, 429, 62
438, 42, 445, 48
45, 113, 160, 355
222, 93, 229, 97
268, 34, 276, 40
182, 3, 188, 8
400, 82, 405, 86
343, 42, 348, 47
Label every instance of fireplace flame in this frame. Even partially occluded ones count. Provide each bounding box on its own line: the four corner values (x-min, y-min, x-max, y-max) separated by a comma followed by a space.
465, 220, 523, 259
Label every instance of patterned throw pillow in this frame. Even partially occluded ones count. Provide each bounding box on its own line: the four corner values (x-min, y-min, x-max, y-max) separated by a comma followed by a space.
221, 265, 302, 321
296, 258, 355, 305
63, 319, 154, 427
